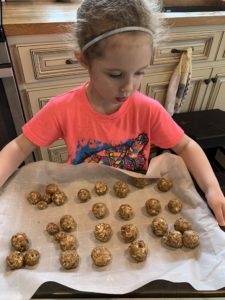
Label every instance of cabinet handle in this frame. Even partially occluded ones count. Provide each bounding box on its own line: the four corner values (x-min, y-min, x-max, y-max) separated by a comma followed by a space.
211, 77, 218, 84
204, 78, 211, 85
65, 59, 77, 65
171, 47, 194, 53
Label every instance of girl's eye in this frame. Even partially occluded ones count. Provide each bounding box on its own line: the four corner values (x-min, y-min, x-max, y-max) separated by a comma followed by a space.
108, 73, 121, 78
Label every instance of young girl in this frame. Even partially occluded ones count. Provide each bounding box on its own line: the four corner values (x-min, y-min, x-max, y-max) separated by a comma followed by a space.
0, 0, 225, 225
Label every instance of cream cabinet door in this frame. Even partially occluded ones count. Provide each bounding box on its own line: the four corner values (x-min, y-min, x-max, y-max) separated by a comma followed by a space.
140, 67, 213, 112
206, 67, 225, 111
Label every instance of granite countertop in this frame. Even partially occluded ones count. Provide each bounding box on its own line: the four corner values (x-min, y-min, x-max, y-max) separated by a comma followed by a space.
2, 0, 225, 36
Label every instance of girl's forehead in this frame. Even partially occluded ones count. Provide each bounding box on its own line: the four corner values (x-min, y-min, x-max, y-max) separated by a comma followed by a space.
103, 32, 152, 49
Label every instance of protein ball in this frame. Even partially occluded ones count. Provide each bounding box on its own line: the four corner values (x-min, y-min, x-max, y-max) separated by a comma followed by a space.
46, 222, 60, 235
24, 249, 40, 266
6, 251, 24, 270
129, 240, 148, 262
45, 183, 59, 195
94, 181, 108, 195
151, 217, 168, 236
162, 230, 183, 248
60, 215, 77, 232
27, 191, 41, 205
59, 235, 77, 251
52, 191, 67, 206
118, 204, 134, 220
168, 198, 182, 214
183, 230, 200, 249
145, 198, 161, 216
132, 177, 149, 188
92, 202, 108, 219
113, 180, 129, 198
77, 188, 91, 202
157, 177, 173, 192
60, 250, 80, 269
120, 224, 138, 243
94, 223, 112, 242
11, 232, 29, 252
174, 217, 192, 233
91, 246, 112, 267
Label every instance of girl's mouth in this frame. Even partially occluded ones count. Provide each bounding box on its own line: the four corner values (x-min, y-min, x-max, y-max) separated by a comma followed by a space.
115, 96, 128, 103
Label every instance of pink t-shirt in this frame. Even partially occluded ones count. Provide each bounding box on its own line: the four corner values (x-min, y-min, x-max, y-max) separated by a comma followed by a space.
23, 82, 184, 172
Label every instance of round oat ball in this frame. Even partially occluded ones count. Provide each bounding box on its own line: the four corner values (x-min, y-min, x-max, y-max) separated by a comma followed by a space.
94, 181, 108, 196
145, 198, 161, 216
162, 230, 183, 248
60, 250, 80, 270
6, 251, 24, 270
54, 231, 67, 242
94, 223, 112, 242
129, 240, 148, 262
36, 200, 48, 210
41, 192, 52, 204
151, 217, 168, 236
52, 191, 67, 206
120, 224, 138, 243
91, 246, 112, 267
27, 191, 41, 205
92, 202, 108, 219
24, 249, 40, 266
77, 188, 91, 202
157, 177, 173, 192
174, 217, 192, 233
46, 222, 60, 235
59, 234, 77, 251
132, 177, 149, 188
118, 204, 134, 220
113, 180, 129, 198
11, 232, 29, 252
45, 183, 59, 195
168, 198, 182, 214
60, 215, 77, 232
183, 230, 200, 249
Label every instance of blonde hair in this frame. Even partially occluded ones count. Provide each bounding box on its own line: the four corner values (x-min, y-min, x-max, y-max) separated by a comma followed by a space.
76, 0, 164, 60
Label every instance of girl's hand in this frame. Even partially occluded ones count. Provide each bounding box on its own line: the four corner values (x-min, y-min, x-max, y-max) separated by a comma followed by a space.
205, 186, 225, 226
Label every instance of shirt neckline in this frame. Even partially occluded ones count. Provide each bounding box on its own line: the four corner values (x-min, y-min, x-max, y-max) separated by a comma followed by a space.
81, 81, 133, 120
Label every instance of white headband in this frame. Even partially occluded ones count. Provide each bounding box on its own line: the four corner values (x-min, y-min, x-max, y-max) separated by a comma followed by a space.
82, 26, 153, 52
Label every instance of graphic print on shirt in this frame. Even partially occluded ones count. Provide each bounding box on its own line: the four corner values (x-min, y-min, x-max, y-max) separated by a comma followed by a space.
72, 133, 149, 171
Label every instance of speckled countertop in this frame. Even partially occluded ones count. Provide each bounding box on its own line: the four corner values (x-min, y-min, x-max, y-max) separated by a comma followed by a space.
2, 0, 225, 36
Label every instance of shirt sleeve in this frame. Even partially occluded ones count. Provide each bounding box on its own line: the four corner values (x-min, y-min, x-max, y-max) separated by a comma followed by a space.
22, 99, 63, 147
149, 101, 184, 149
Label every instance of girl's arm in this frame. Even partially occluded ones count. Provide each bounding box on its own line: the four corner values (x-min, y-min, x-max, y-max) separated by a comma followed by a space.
0, 134, 36, 188
172, 134, 225, 226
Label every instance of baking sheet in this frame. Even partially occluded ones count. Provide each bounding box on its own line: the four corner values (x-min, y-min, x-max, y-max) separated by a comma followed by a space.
0, 153, 225, 300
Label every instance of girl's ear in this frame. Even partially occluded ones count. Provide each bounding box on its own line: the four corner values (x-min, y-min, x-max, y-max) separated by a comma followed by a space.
75, 50, 89, 69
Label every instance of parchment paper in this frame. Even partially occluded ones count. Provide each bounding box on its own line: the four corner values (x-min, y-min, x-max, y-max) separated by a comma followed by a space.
0, 153, 225, 300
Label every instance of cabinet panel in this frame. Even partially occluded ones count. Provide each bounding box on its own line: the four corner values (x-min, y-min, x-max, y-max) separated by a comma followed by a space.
16, 41, 88, 83
216, 32, 225, 61
153, 31, 222, 65
140, 67, 212, 112
207, 67, 225, 110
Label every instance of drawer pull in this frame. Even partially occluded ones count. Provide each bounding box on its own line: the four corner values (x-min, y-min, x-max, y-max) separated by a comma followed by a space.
65, 58, 77, 65
211, 77, 218, 84
171, 47, 194, 54
204, 78, 211, 85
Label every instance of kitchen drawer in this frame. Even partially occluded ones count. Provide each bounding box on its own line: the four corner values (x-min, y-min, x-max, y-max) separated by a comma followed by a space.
16, 41, 88, 83
152, 30, 222, 65
216, 31, 225, 61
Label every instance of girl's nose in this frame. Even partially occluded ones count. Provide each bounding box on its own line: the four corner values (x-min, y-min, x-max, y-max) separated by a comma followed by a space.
120, 80, 133, 94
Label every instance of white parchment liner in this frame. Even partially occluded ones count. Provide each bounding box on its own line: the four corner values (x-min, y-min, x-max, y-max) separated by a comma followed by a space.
0, 153, 225, 300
